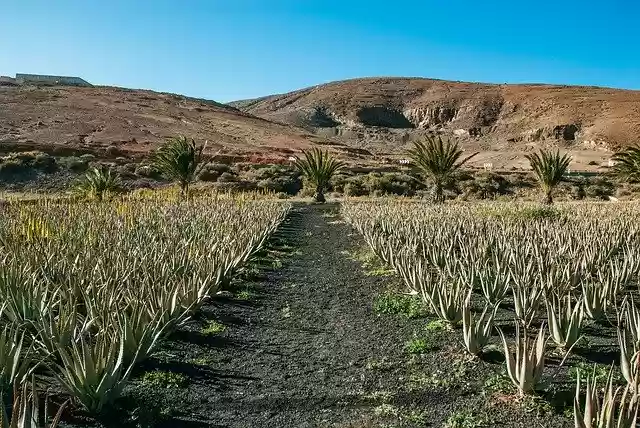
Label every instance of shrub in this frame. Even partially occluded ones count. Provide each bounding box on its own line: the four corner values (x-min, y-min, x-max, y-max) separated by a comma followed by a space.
365, 172, 420, 196
0, 157, 27, 174
33, 152, 57, 172
0, 151, 58, 174
459, 172, 509, 199
343, 179, 368, 197
197, 163, 233, 182
585, 184, 613, 199
141, 371, 188, 389
105, 145, 122, 156
58, 156, 89, 172
135, 164, 159, 178
217, 172, 238, 183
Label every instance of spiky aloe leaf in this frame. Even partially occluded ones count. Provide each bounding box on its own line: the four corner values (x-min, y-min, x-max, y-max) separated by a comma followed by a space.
498, 322, 547, 395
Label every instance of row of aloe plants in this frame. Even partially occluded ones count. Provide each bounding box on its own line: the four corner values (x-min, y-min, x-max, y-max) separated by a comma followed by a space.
0, 195, 290, 425
342, 200, 640, 426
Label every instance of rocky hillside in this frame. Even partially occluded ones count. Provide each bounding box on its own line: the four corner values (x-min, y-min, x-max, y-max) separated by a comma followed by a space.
231, 77, 640, 170
3, 79, 640, 171
0, 85, 355, 163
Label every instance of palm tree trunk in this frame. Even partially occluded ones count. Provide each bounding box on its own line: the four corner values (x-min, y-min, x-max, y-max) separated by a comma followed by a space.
181, 182, 189, 200
544, 189, 553, 205
433, 182, 444, 204
314, 185, 326, 203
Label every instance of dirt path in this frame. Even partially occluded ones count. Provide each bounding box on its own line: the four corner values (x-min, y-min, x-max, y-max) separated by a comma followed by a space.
115, 202, 576, 428
129, 203, 438, 428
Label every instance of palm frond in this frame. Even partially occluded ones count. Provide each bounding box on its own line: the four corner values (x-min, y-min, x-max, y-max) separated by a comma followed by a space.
611, 145, 640, 182
525, 150, 571, 189
75, 166, 121, 201
294, 148, 344, 202
152, 136, 205, 196
407, 135, 477, 202
524, 149, 571, 203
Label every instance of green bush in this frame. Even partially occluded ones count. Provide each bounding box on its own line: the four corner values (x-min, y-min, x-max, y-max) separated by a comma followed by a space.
197, 163, 233, 182
365, 172, 420, 196
0, 151, 58, 174
141, 371, 188, 389
343, 179, 368, 197
246, 165, 302, 195
0, 158, 26, 174
217, 171, 238, 183
58, 156, 89, 172
459, 172, 510, 199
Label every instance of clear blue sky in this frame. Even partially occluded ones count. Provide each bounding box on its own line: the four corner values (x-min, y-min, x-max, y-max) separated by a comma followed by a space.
1, 0, 638, 102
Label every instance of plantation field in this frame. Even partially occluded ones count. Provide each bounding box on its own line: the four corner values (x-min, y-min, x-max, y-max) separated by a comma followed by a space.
2, 197, 640, 427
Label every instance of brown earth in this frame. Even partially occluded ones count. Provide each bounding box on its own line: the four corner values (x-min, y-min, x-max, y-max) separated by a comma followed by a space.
2, 78, 640, 171
231, 77, 640, 171
0, 85, 365, 164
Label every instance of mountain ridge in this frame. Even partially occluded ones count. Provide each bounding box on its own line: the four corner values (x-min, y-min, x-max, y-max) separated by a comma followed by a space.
229, 76, 640, 170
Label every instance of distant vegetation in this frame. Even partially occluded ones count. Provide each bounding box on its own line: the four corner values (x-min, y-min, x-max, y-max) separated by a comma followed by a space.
0, 135, 635, 203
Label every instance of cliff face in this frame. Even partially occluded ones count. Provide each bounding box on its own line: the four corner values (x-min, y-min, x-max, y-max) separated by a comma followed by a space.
230, 78, 640, 165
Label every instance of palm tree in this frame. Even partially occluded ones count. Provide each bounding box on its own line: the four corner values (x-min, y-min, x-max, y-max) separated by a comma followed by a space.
611, 145, 640, 182
76, 166, 121, 201
294, 148, 345, 203
408, 135, 477, 203
152, 136, 205, 198
525, 149, 571, 204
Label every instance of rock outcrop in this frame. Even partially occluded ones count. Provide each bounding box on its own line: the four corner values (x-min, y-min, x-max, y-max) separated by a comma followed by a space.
230, 77, 640, 155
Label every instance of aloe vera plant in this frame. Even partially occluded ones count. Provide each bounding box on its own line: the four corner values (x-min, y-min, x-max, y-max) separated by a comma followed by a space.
462, 294, 497, 356
478, 262, 510, 306
581, 281, 611, 321
574, 366, 638, 428
0, 325, 34, 395
423, 280, 466, 325
619, 297, 640, 350
499, 323, 548, 395
512, 283, 544, 327
546, 293, 584, 350
53, 332, 138, 415
618, 329, 640, 393
0, 376, 67, 428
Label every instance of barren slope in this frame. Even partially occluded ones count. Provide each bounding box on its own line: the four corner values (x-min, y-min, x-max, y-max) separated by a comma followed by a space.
0, 85, 348, 162
231, 77, 640, 170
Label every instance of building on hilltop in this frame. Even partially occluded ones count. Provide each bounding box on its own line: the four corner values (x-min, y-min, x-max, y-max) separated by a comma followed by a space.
15, 73, 92, 87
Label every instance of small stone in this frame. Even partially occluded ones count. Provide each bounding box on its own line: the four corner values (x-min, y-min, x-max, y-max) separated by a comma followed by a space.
216, 290, 234, 298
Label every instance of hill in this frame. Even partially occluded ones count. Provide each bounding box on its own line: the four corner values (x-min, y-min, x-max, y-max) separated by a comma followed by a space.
3, 78, 640, 171
0, 85, 351, 163
230, 77, 640, 170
